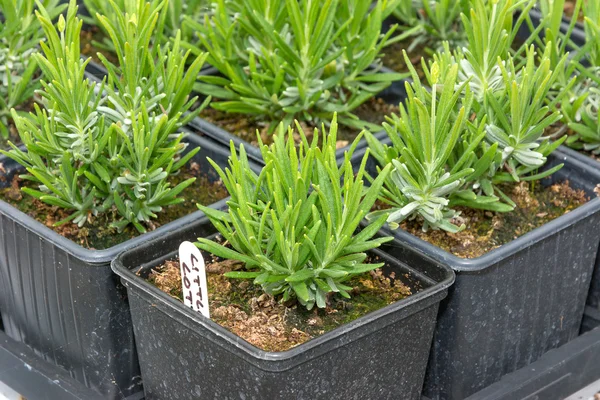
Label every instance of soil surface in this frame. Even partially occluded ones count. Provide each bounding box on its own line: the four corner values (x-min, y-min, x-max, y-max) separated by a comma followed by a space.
148, 253, 413, 352
563, 0, 583, 21
379, 180, 589, 259
80, 26, 119, 65
381, 38, 429, 78
0, 160, 228, 250
200, 97, 399, 149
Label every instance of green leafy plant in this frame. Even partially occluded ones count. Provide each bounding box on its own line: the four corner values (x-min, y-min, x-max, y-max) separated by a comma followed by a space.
365, 42, 568, 232
196, 116, 393, 310
1, 0, 208, 232
482, 46, 569, 191
391, 0, 470, 52
0, 0, 65, 139
455, 0, 535, 102
82, 0, 210, 50
566, 73, 600, 154
366, 54, 506, 233
185, 0, 404, 131
524, 0, 583, 128
563, 0, 600, 154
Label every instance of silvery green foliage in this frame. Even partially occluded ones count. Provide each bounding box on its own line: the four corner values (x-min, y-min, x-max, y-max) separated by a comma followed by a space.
1, 0, 207, 232
456, 0, 535, 102
567, 69, 600, 154
197, 117, 393, 310
527, 0, 581, 93
482, 46, 568, 187
366, 54, 509, 233
562, 1, 600, 154
432, 44, 568, 202
0, 0, 65, 139
185, 0, 404, 131
391, 0, 470, 53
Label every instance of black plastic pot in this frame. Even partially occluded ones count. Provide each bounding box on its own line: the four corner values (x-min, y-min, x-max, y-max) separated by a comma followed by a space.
0, 132, 260, 399
583, 306, 600, 334
523, 9, 600, 334
352, 145, 600, 400
111, 217, 455, 400
191, 71, 407, 164
0, 329, 114, 400
559, 145, 600, 324
527, 9, 586, 46
465, 324, 600, 400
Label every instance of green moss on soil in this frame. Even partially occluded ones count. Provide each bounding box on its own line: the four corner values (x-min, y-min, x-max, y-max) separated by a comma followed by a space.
396, 180, 589, 259
0, 161, 228, 250
149, 254, 412, 352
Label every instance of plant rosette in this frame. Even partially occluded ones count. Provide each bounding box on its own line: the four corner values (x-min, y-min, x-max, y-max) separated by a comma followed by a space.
111, 120, 455, 399
190, 68, 407, 166
184, 0, 407, 163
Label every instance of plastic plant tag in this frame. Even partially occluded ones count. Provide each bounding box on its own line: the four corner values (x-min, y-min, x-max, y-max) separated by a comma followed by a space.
178, 241, 210, 318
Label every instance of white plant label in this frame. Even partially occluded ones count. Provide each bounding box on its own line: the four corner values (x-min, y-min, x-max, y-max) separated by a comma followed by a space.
178, 241, 210, 318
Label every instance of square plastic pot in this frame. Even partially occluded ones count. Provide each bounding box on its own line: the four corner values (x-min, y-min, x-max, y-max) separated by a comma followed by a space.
525, 9, 586, 46
190, 69, 407, 165
351, 145, 600, 400
582, 307, 600, 334
0, 132, 261, 399
525, 8, 600, 324
557, 147, 600, 319
465, 324, 600, 400
111, 217, 455, 400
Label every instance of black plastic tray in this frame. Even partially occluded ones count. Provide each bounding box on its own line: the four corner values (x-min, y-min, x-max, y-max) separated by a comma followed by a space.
583, 306, 600, 334
112, 217, 455, 400
0, 131, 260, 399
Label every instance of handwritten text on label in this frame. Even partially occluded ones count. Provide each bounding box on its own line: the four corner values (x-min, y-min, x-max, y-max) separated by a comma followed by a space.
178, 241, 210, 318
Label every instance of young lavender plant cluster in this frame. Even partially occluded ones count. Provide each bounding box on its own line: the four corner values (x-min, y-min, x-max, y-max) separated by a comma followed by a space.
366, 0, 570, 232
1, 0, 206, 232
81, 0, 211, 49
197, 117, 392, 310
565, 0, 600, 154
528, 0, 600, 155
184, 0, 404, 131
0, 0, 65, 139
